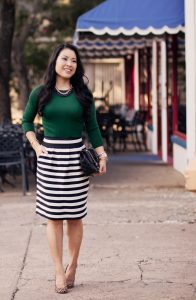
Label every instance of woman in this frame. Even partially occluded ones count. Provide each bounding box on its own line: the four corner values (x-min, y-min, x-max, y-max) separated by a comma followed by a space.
22, 43, 107, 294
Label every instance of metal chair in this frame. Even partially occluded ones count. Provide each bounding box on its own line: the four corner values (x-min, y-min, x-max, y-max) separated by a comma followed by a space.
126, 110, 147, 151
112, 116, 128, 152
0, 131, 28, 195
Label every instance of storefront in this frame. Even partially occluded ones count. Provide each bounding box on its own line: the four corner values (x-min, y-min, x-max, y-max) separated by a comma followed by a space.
74, 0, 190, 173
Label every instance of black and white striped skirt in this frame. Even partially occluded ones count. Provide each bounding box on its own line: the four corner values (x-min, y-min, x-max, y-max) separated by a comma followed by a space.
36, 137, 89, 220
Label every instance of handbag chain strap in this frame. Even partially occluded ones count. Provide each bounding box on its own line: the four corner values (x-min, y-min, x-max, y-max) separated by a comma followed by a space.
85, 149, 99, 166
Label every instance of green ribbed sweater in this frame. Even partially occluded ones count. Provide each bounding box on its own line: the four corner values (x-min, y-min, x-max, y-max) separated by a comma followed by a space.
22, 86, 103, 148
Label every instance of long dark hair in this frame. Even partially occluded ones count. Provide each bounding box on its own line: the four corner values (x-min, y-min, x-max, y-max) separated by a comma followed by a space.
37, 43, 93, 118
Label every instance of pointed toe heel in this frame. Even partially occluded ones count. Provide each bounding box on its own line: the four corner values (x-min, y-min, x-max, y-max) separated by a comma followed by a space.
55, 276, 68, 294
65, 264, 76, 289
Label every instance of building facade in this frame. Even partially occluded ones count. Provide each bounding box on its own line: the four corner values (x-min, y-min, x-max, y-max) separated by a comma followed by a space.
74, 0, 196, 175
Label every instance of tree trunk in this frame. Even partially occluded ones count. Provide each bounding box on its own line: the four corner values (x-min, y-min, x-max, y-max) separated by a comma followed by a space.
13, 0, 40, 110
13, 40, 30, 110
0, 0, 15, 124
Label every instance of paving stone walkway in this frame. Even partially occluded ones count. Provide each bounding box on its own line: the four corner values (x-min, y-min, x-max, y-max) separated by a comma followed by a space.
0, 153, 196, 300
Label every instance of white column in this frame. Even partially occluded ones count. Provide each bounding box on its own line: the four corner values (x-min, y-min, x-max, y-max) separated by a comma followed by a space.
185, 0, 196, 162
152, 40, 158, 154
161, 39, 168, 162
121, 58, 126, 104
134, 49, 139, 110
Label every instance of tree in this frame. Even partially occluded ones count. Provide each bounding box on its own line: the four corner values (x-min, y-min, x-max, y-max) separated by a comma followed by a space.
13, 0, 51, 109
0, 0, 15, 123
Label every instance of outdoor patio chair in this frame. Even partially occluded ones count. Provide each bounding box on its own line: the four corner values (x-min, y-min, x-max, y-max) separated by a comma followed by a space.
112, 116, 128, 152
126, 110, 147, 151
0, 131, 28, 195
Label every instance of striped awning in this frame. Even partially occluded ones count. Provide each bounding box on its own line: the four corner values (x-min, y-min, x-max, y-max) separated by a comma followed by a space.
76, 36, 153, 58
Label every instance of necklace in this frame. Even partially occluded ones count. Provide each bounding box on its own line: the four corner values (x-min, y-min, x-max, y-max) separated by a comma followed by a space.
55, 85, 73, 96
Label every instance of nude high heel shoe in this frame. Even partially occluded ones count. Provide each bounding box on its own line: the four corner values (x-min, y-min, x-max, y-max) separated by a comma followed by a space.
65, 264, 77, 289
55, 275, 68, 294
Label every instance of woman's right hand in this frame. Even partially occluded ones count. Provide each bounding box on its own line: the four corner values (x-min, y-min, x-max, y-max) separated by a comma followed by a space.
34, 144, 48, 158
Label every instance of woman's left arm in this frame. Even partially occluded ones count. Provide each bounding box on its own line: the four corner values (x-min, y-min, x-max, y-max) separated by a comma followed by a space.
84, 101, 108, 176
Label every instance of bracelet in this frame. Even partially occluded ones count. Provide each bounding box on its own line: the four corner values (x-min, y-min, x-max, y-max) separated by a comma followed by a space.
98, 151, 107, 157
98, 151, 108, 161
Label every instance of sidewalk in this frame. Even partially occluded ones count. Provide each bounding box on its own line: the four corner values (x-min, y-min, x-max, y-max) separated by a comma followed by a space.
0, 153, 196, 300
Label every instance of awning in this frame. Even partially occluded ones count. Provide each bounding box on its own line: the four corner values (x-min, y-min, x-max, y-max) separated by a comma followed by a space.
76, 0, 184, 36
74, 0, 184, 58
76, 36, 153, 58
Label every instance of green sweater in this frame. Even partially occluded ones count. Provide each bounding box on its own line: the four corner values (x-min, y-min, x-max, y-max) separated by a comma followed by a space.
22, 86, 103, 148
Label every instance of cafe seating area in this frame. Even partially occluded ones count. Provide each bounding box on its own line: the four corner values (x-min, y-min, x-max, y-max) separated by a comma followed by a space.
96, 104, 148, 153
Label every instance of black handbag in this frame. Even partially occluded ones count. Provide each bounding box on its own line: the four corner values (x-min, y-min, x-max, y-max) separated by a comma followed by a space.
80, 147, 100, 176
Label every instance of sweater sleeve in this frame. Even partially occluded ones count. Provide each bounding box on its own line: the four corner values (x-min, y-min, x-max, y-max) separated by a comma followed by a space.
84, 100, 103, 148
22, 86, 42, 133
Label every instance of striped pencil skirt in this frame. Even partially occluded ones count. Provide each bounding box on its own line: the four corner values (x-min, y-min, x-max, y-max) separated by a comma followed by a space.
36, 137, 89, 220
